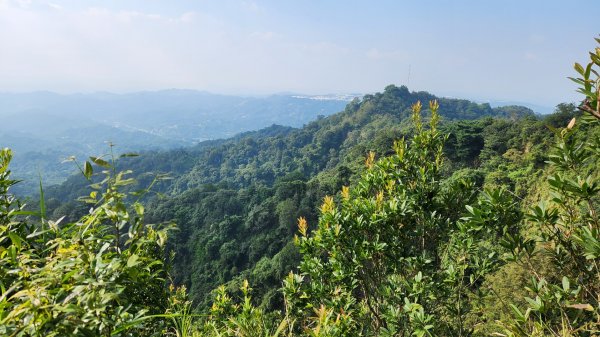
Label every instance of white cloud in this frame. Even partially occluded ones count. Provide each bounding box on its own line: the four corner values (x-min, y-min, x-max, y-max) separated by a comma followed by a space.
0, 1, 589, 106
0, 0, 369, 94
0, 5, 216, 91
47, 2, 61, 10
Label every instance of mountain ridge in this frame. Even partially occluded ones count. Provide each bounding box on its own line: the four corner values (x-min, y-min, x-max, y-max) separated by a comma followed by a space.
40, 85, 558, 310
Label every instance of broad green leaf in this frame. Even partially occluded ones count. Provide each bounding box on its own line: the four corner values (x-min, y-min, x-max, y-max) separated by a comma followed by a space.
127, 254, 140, 268
8, 232, 22, 249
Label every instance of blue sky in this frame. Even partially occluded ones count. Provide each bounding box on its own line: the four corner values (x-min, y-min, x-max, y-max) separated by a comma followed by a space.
0, 0, 598, 108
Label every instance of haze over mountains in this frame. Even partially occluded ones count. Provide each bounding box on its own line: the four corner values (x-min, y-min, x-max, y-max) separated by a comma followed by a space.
0, 90, 352, 193
0, 90, 355, 142
0, 86, 546, 196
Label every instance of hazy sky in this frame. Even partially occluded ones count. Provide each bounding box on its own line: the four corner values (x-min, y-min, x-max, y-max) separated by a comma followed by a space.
0, 0, 598, 107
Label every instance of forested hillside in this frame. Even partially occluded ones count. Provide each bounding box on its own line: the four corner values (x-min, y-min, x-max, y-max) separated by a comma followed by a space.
2, 38, 599, 336
41, 85, 565, 310
141, 96, 568, 311
46, 85, 534, 200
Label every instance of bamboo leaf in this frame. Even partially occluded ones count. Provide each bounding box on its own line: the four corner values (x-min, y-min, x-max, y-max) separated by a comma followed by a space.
84, 161, 93, 179
90, 156, 111, 168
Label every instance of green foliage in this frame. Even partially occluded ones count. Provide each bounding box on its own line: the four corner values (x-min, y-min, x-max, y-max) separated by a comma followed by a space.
34, 83, 558, 315
285, 101, 522, 336
0, 148, 174, 336
143, 180, 316, 310
4, 76, 592, 337
498, 36, 600, 337
99, 88, 552, 313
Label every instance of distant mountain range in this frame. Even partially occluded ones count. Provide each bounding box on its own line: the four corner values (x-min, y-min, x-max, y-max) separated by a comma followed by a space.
0, 90, 351, 193
484, 100, 554, 115
2, 86, 546, 196
0, 90, 353, 142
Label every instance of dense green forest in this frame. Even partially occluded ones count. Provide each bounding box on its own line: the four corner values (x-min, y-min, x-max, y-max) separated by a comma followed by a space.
42, 85, 548, 309
1, 40, 599, 336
